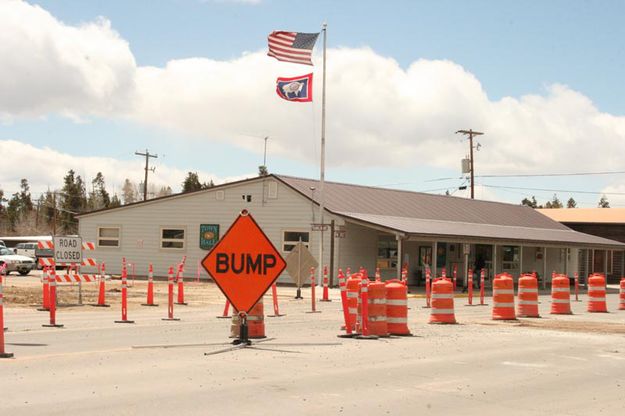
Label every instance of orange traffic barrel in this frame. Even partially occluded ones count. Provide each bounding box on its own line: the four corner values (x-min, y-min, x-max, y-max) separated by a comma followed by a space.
587, 274, 608, 313
550, 274, 572, 315
492, 273, 516, 320
230, 299, 265, 339
429, 278, 456, 324
385, 280, 411, 335
517, 273, 539, 318
619, 278, 625, 311
346, 273, 361, 333
367, 281, 388, 337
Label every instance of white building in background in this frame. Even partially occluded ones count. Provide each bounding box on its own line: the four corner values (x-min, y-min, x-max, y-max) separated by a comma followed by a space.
77, 174, 624, 288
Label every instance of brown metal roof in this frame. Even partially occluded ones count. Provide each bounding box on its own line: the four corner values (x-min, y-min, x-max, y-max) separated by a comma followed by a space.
276, 175, 625, 248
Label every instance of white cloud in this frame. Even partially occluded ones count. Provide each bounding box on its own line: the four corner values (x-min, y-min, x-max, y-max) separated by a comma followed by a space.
0, 140, 251, 196
0, 0, 135, 120
2, 1, 625, 178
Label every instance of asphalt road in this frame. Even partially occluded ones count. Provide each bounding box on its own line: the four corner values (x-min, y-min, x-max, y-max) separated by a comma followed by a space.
1, 284, 625, 415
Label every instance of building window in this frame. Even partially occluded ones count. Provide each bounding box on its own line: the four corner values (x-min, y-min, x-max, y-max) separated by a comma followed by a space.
98, 227, 120, 247
283, 231, 309, 252
161, 228, 185, 249
377, 236, 398, 269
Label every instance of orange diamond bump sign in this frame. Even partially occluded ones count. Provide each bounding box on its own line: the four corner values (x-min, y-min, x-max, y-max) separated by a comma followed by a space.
202, 210, 286, 314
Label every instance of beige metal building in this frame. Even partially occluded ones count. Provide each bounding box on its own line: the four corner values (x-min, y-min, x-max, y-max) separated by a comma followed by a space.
77, 174, 624, 287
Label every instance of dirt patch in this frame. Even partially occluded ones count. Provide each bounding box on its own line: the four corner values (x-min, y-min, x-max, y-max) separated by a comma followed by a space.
518, 319, 625, 335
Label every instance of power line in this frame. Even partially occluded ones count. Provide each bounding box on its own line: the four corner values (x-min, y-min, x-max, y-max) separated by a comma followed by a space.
481, 184, 625, 196
426, 169, 625, 182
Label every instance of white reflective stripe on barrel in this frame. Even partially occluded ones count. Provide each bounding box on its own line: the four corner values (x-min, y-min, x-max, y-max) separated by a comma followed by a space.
347, 292, 358, 298
518, 300, 538, 305
552, 299, 570, 304
369, 299, 386, 304
552, 287, 570, 293
431, 293, 453, 299
386, 317, 407, 324
386, 299, 407, 306
348, 308, 357, 314
588, 285, 605, 291
368, 316, 386, 322
494, 302, 515, 308
247, 316, 263, 321
495, 289, 515, 295
431, 308, 455, 314
518, 288, 538, 293
588, 296, 606, 301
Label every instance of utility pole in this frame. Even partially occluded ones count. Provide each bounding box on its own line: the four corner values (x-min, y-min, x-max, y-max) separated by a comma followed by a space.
134, 149, 158, 201
456, 129, 483, 199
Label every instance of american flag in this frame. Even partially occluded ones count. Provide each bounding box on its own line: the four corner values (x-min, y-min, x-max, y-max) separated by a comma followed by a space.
267, 31, 320, 65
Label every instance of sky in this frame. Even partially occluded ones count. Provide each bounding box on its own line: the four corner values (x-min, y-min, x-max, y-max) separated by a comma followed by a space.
2, 0, 625, 207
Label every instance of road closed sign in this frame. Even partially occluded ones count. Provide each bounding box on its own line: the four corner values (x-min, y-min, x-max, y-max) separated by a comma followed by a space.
53, 236, 83, 264
202, 211, 286, 314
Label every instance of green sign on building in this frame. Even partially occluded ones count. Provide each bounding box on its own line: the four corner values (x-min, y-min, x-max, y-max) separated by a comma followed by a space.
199, 224, 220, 250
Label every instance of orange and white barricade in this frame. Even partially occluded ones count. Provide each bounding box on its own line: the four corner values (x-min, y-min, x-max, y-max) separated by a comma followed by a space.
619, 277, 625, 311
517, 273, 539, 318
492, 273, 516, 320
337, 269, 353, 337
345, 272, 361, 332
162, 266, 179, 321
231, 300, 265, 339
550, 274, 572, 315
366, 280, 388, 337
385, 279, 411, 335
429, 277, 456, 324
587, 273, 608, 313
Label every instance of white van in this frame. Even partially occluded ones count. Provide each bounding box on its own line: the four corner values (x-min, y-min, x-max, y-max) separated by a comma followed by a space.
14, 242, 37, 259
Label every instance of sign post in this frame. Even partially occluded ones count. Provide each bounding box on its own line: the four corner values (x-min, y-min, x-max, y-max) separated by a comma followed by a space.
202, 210, 286, 347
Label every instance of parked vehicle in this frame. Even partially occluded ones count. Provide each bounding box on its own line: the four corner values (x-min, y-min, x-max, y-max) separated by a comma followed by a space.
34, 246, 54, 270
14, 242, 38, 259
0, 247, 36, 275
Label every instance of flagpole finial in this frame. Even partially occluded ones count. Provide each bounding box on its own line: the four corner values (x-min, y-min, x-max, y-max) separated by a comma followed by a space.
322, 22, 327, 30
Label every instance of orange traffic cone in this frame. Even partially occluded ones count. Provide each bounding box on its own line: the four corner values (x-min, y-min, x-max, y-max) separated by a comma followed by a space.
142, 264, 158, 307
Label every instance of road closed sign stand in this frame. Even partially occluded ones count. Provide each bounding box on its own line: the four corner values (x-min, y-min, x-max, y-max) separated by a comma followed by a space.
202, 210, 286, 350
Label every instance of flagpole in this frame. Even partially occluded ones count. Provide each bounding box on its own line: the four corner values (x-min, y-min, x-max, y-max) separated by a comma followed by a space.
318, 23, 327, 286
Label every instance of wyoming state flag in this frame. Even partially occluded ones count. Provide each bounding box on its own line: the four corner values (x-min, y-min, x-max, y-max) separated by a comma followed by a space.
276, 73, 313, 102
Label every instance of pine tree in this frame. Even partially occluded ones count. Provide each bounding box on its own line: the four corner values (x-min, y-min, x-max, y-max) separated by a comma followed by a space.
258, 165, 268, 176
566, 197, 577, 208
598, 195, 610, 208
521, 196, 539, 208
157, 186, 173, 197
182, 172, 203, 193
544, 194, 563, 209
122, 179, 137, 204
88, 172, 111, 210
110, 194, 122, 208
59, 170, 87, 234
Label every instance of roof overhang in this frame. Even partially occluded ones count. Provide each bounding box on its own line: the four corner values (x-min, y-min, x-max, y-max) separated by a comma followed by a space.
336, 212, 625, 250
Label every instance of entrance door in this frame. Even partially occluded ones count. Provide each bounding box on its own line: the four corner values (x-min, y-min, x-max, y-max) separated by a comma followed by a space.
593, 250, 605, 273
474, 245, 492, 281
417, 246, 432, 286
